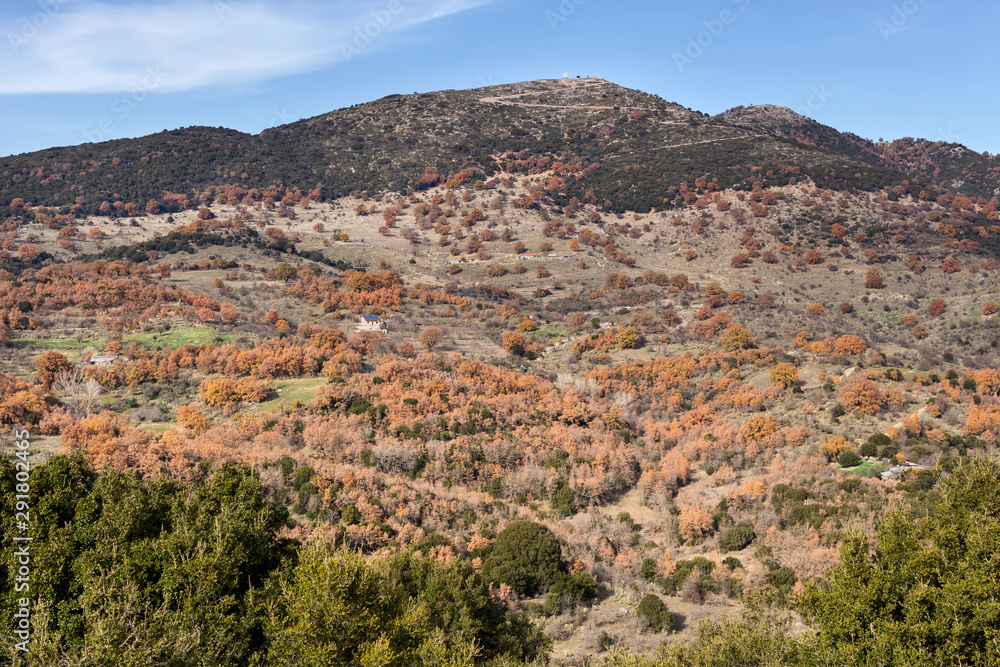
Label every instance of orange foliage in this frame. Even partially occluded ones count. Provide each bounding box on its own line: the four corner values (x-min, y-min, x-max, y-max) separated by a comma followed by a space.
742, 414, 780, 442
837, 377, 885, 415
834, 335, 867, 356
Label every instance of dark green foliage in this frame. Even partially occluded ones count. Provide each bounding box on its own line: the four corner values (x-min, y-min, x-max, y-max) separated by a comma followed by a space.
377, 549, 551, 662
661, 556, 715, 595
837, 450, 862, 468
550, 476, 575, 516
859, 442, 878, 457
868, 433, 892, 447
0, 457, 292, 664
636, 593, 672, 633
898, 469, 935, 493
0, 456, 551, 665
799, 458, 1000, 666
721, 522, 756, 552
838, 478, 862, 493
765, 566, 798, 593
415, 532, 453, 554
641, 557, 658, 580
545, 571, 598, 612
484, 521, 562, 596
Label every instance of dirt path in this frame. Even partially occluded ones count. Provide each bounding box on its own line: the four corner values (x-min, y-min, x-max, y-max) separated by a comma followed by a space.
478, 96, 664, 112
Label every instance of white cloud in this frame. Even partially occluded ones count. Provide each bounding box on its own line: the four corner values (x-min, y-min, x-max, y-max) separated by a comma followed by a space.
0, 0, 492, 94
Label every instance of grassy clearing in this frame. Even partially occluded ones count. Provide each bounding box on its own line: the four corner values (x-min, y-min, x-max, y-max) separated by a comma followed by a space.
125, 326, 236, 349
13, 338, 102, 362
256, 377, 328, 413
141, 422, 179, 434
12, 338, 96, 349
839, 460, 875, 477
859, 309, 901, 327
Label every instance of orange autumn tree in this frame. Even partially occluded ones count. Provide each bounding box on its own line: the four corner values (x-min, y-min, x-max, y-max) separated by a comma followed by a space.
834, 335, 867, 356
720, 325, 754, 352
177, 405, 212, 435
200, 377, 272, 406
677, 504, 713, 543
618, 327, 640, 350
837, 377, 885, 415
419, 326, 443, 351
35, 351, 73, 390
864, 268, 884, 289
501, 331, 527, 356
742, 414, 780, 441
941, 257, 961, 274
819, 435, 854, 461
769, 363, 799, 388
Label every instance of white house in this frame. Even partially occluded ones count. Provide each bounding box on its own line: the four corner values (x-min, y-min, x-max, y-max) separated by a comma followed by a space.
357, 315, 387, 332
88, 355, 128, 365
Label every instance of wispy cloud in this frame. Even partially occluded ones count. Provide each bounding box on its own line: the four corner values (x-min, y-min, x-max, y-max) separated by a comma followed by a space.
0, 0, 491, 94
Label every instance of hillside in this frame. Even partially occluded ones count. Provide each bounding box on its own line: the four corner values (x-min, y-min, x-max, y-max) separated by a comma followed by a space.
2, 77, 926, 223
718, 104, 1000, 199
0, 78, 999, 666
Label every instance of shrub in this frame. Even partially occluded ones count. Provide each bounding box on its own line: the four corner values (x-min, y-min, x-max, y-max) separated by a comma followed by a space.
722, 556, 743, 571
485, 521, 562, 596
637, 594, 672, 633
769, 363, 798, 388
721, 522, 755, 552
868, 433, 892, 447
545, 571, 598, 611
838, 478, 862, 493
550, 477, 575, 516
640, 557, 658, 580
838, 450, 862, 468
766, 566, 798, 592
879, 445, 899, 460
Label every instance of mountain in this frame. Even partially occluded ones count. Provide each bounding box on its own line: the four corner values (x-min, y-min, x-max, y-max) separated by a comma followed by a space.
717, 104, 1000, 199
1, 78, 944, 223
3, 78, 1000, 667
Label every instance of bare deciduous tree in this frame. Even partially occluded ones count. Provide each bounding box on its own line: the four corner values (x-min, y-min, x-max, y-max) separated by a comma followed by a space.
56, 368, 103, 417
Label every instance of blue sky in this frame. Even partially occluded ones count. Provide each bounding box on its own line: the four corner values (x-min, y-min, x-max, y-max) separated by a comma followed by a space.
1, 0, 997, 158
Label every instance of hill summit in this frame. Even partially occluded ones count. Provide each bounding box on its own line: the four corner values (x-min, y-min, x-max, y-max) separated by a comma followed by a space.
1, 77, 997, 224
